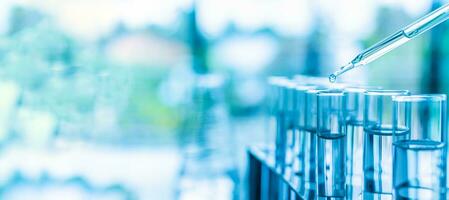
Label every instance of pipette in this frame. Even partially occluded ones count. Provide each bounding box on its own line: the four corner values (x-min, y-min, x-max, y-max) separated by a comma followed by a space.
329, 3, 449, 83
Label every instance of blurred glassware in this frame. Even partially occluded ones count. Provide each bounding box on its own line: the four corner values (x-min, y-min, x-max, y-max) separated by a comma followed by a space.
0, 81, 19, 146
175, 74, 239, 200
51, 65, 98, 141
0, 172, 135, 199
92, 66, 131, 140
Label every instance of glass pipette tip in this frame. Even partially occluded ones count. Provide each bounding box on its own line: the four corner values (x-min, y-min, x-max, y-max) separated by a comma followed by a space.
329, 63, 355, 83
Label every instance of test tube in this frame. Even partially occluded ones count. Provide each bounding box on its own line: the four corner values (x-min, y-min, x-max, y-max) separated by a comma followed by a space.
266, 76, 286, 150
278, 80, 299, 200
274, 78, 291, 170
301, 88, 328, 193
363, 90, 410, 197
284, 81, 299, 171
262, 76, 288, 200
392, 95, 447, 199
344, 87, 381, 185
344, 87, 376, 200
291, 84, 317, 178
316, 90, 347, 198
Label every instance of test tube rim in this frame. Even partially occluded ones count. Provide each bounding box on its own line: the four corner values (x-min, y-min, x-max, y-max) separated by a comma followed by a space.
294, 74, 349, 88
286, 81, 299, 89
294, 75, 328, 83
317, 90, 345, 96
294, 84, 317, 92
344, 86, 382, 94
306, 88, 330, 95
365, 89, 410, 96
392, 94, 446, 102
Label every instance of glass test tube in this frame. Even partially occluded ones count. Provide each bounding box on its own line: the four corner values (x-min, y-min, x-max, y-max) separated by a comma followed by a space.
263, 76, 288, 200
291, 84, 317, 178
267, 76, 286, 151
316, 90, 347, 198
363, 90, 410, 196
274, 78, 291, 170
284, 81, 299, 171
392, 95, 447, 200
344, 86, 381, 200
301, 88, 328, 191
291, 75, 328, 163
344, 87, 381, 185
278, 80, 299, 200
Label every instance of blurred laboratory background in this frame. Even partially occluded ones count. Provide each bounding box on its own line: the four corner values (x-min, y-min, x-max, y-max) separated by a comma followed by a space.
0, 0, 447, 199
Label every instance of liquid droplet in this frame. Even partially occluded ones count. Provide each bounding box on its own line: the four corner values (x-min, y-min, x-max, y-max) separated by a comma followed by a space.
329, 74, 337, 83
